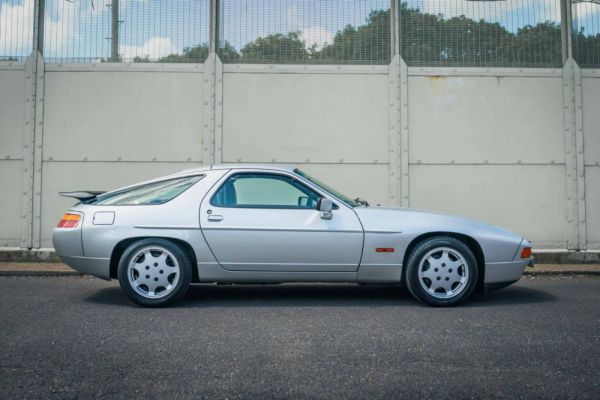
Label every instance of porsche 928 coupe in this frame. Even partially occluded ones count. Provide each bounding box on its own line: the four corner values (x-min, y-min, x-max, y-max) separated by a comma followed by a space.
53, 164, 533, 307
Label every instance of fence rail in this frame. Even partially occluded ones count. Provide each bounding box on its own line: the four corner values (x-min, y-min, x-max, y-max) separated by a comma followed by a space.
0, 0, 599, 67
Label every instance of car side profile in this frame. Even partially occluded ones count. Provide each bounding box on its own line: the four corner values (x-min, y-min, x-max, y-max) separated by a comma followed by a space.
53, 164, 533, 307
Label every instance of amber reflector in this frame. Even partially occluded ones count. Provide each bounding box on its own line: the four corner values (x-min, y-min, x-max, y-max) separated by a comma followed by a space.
520, 247, 532, 259
57, 213, 81, 228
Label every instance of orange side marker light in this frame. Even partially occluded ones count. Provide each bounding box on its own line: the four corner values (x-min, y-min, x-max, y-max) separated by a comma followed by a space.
376, 248, 395, 253
520, 247, 532, 259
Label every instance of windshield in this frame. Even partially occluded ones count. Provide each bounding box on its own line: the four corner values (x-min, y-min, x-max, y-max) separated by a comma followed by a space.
294, 169, 359, 207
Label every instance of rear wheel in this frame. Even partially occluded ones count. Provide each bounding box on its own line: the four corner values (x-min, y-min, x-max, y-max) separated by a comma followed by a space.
118, 238, 192, 307
405, 236, 478, 306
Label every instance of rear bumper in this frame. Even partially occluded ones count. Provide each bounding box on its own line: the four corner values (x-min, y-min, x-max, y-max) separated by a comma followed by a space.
57, 255, 110, 280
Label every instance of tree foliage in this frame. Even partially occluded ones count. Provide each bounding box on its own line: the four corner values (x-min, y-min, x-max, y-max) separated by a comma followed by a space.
133, 4, 598, 67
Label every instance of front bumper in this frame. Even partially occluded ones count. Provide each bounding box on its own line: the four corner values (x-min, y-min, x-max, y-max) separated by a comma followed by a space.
484, 259, 531, 284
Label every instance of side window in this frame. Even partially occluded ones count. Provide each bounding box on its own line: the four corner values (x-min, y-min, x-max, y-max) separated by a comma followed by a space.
211, 174, 320, 209
93, 175, 203, 206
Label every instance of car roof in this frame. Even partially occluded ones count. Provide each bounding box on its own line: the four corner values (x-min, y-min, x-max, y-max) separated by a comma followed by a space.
174, 163, 297, 176
91, 164, 299, 199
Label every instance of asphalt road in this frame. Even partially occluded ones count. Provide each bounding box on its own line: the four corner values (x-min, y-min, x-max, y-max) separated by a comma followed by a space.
1, 276, 599, 399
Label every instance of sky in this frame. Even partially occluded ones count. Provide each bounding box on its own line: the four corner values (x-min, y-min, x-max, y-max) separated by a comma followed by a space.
0, 0, 598, 62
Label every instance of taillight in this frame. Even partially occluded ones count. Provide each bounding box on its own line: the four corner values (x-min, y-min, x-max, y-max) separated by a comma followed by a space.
57, 213, 81, 228
520, 247, 532, 259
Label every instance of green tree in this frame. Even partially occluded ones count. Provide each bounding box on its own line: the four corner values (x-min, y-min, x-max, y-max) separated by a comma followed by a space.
573, 29, 600, 68
130, 3, 593, 67
239, 32, 309, 63
318, 9, 390, 64
132, 41, 239, 63
508, 22, 562, 67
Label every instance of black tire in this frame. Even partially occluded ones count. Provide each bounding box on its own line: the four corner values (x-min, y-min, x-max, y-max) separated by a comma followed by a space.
117, 238, 192, 307
405, 236, 478, 307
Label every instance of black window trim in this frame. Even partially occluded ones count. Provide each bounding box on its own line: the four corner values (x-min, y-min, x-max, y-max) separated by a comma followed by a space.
209, 171, 339, 210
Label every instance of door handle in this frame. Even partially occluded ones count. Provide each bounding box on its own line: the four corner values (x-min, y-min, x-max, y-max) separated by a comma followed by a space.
207, 215, 223, 222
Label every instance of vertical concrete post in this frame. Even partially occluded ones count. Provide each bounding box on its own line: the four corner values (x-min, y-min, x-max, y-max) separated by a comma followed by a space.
561, 0, 586, 250
563, 58, 586, 250
21, 56, 36, 249
399, 58, 409, 208
388, 1, 408, 207
21, 1, 45, 249
388, 56, 401, 207
203, 0, 222, 165
388, 1, 400, 206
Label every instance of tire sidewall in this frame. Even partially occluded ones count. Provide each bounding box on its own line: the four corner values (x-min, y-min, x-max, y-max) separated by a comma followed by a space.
118, 238, 192, 307
406, 237, 478, 306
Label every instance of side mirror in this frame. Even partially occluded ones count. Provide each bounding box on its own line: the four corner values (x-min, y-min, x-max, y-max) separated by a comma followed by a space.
316, 197, 333, 220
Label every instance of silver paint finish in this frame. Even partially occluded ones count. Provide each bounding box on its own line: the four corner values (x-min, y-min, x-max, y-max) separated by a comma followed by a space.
199, 168, 363, 272
52, 164, 532, 289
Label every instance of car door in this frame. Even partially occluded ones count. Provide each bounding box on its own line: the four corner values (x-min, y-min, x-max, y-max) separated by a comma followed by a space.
199, 170, 363, 272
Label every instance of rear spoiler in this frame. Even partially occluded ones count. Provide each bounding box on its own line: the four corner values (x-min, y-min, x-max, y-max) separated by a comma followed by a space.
59, 191, 106, 201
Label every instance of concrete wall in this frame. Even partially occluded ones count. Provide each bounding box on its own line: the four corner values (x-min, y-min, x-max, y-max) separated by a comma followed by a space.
0, 65, 26, 248
407, 70, 568, 248
582, 71, 600, 250
0, 57, 597, 251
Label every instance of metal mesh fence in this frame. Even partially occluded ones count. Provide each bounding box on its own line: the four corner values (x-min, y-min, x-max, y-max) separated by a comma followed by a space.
1, 0, 599, 67
0, 0, 33, 60
400, 0, 563, 68
119, 0, 209, 63
218, 0, 391, 64
572, 0, 600, 68
42, 0, 208, 63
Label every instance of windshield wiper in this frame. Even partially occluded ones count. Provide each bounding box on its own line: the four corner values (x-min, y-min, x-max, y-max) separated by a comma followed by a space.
353, 197, 370, 207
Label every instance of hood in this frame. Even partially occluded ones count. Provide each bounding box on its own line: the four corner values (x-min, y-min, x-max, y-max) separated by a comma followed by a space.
353, 206, 522, 242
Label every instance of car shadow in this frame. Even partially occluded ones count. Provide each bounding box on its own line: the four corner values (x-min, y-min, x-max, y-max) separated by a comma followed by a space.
466, 285, 558, 307
85, 282, 557, 308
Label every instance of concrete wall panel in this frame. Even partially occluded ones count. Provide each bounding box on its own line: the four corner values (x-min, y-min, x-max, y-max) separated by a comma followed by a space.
582, 77, 600, 165
585, 166, 600, 249
222, 72, 389, 163
408, 76, 564, 164
409, 164, 567, 247
295, 163, 390, 207
0, 69, 25, 159
43, 71, 204, 162
0, 160, 23, 247
40, 161, 202, 247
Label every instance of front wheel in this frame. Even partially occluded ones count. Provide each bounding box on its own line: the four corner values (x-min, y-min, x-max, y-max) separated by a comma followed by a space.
405, 236, 478, 306
118, 238, 192, 307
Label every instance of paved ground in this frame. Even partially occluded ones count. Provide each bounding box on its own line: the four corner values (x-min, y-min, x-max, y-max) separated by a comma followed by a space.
1, 276, 599, 399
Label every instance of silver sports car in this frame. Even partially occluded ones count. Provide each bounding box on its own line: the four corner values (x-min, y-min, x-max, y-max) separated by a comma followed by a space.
53, 164, 533, 307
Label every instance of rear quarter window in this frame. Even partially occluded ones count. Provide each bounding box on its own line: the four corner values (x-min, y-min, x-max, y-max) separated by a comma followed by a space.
92, 175, 203, 206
